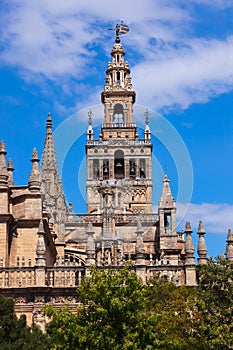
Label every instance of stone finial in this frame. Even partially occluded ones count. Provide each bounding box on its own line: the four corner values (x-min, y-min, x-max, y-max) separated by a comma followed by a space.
197, 220, 207, 265
226, 228, 233, 262
36, 220, 46, 267
69, 202, 73, 214
144, 109, 151, 143
144, 109, 150, 126
7, 158, 15, 186
197, 220, 205, 234
28, 147, 41, 192
0, 140, 9, 187
185, 221, 192, 232
184, 221, 195, 265
88, 109, 93, 126
87, 109, 94, 142
46, 112, 52, 130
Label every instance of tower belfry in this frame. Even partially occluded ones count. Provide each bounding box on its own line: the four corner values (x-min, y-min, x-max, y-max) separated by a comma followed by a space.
86, 36, 153, 218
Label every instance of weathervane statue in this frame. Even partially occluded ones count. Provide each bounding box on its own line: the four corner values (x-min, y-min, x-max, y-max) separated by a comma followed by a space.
109, 20, 129, 43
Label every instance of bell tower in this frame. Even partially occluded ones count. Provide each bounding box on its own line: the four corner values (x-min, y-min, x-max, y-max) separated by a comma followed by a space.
101, 42, 135, 128
86, 29, 153, 219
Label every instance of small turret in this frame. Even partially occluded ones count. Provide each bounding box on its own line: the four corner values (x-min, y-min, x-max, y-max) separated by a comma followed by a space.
158, 173, 176, 235
7, 158, 15, 186
28, 148, 41, 192
197, 220, 208, 265
226, 228, 233, 262
0, 141, 9, 187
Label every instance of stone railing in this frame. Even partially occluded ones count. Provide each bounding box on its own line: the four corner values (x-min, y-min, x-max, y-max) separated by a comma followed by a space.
102, 122, 137, 128
0, 266, 85, 288
46, 266, 85, 287
0, 267, 36, 288
0, 263, 184, 289
87, 138, 150, 146
68, 213, 158, 224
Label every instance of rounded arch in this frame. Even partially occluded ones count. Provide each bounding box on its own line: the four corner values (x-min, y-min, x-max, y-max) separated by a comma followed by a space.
114, 150, 124, 179
113, 103, 124, 122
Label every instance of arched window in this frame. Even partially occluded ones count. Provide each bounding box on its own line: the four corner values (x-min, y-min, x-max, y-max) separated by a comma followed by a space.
103, 159, 109, 180
140, 159, 146, 178
113, 103, 124, 123
130, 159, 136, 179
116, 71, 120, 84
93, 159, 99, 179
114, 150, 124, 179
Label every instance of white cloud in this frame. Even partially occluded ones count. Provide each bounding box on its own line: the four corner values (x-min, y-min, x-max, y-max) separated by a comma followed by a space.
176, 202, 233, 234
133, 36, 233, 110
1, 1, 233, 112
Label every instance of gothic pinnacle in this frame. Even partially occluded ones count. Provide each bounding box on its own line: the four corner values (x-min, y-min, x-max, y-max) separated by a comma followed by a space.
46, 112, 52, 130
0, 140, 9, 187
28, 147, 41, 192
197, 220, 207, 265
226, 228, 233, 261
184, 221, 195, 264
36, 219, 46, 267
7, 158, 15, 186
159, 173, 175, 209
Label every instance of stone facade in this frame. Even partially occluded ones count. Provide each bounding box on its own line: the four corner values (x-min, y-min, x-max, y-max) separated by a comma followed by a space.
0, 38, 232, 330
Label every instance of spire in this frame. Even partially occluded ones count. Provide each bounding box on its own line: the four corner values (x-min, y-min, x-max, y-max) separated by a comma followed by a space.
197, 220, 208, 265
28, 148, 41, 192
7, 158, 14, 186
159, 173, 176, 209
41, 113, 67, 240
158, 173, 176, 235
226, 228, 233, 262
41, 112, 58, 179
184, 222, 195, 265
36, 220, 46, 267
0, 141, 9, 187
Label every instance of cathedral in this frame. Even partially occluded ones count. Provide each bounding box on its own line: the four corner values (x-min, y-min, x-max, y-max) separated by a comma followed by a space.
0, 28, 233, 329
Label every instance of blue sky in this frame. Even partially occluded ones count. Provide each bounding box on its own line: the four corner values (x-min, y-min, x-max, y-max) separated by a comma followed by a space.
0, 0, 233, 258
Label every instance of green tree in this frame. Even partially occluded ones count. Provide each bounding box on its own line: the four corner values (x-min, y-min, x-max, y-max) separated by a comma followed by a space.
197, 258, 233, 349
45, 261, 233, 350
45, 266, 202, 349
45, 265, 147, 349
0, 294, 50, 350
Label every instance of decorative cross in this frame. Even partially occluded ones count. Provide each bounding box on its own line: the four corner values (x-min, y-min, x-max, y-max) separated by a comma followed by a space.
88, 109, 93, 125
144, 108, 150, 125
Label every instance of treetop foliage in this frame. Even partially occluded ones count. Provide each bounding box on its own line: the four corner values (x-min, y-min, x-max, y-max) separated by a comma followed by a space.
45, 260, 233, 349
